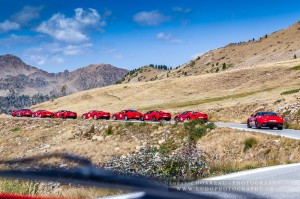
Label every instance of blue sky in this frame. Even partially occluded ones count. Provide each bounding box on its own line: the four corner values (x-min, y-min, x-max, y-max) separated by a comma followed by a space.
0, 0, 300, 72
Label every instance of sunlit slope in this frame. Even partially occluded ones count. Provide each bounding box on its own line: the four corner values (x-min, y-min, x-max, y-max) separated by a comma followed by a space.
32, 59, 300, 117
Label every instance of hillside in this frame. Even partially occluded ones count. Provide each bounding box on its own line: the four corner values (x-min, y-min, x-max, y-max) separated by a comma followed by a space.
151, 20, 300, 79
178, 20, 300, 76
119, 66, 169, 83
33, 59, 300, 125
112, 21, 300, 82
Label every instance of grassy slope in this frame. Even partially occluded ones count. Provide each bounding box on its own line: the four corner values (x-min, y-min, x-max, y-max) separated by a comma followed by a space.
32, 59, 300, 123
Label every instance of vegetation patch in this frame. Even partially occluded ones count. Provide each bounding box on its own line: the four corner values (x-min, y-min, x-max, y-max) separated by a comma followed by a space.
0, 180, 38, 195
103, 147, 209, 183
243, 137, 258, 151
10, 127, 20, 132
290, 65, 300, 70
104, 125, 113, 135
281, 88, 300, 95
184, 120, 216, 143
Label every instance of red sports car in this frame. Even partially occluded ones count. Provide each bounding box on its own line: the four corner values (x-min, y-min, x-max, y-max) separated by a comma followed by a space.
14, 109, 34, 117
33, 110, 54, 118
174, 111, 208, 122
82, 110, 110, 120
11, 110, 18, 117
141, 110, 171, 121
247, 111, 283, 130
53, 110, 77, 119
112, 110, 143, 121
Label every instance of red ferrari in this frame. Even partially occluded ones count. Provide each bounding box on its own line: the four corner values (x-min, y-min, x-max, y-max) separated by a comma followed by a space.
11, 110, 18, 117
112, 110, 143, 120
53, 110, 77, 119
141, 110, 171, 121
14, 109, 34, 117
247, 111, 283, 130
174, 111, 208, 122
82, 110, 110, 120
33, 110, 53, 118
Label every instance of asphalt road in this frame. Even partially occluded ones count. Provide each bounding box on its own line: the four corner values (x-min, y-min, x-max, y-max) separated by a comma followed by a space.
188, 163, 300, 199
5, 115, 300, 140
100, 164, 300, 199
215, 122, 300, 140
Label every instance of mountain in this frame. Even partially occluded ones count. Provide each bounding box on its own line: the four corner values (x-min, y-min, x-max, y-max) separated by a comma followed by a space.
0, 54, 128, 113
0, 54, 128, 96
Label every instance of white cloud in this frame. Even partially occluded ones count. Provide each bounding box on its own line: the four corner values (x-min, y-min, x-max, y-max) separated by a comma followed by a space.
133, 10, 170, 26
36, 8, 106, 43
63, 43, 93, 55
24, 42, 93, 66
12, 6, 43, 25
156, 32, 183, 44
172, 7, 192, 13
0, 20, 20, 33
156, 32, 172, 40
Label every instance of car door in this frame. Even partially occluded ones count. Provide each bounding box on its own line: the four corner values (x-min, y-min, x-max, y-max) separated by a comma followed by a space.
119, 111, 125, 119
181, 112, 187, 120
251, 113, 259, 126
145, 111, 151, 120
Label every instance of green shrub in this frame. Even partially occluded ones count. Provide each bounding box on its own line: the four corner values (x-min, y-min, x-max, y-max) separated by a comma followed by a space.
206, 122, 216, 130
105, 126, 113, 135
184, 120, 208, 142
290, 65, 300, 70
0, 180, 38, 195
10, 127, 20, 132
281, 89, 300, 95
244, 137, 258, 151
283, 122, 290, 129
124, 122, 133, 128
139, 122, 147, 127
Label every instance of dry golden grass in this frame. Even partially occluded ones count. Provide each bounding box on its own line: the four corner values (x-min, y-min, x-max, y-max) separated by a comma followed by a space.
32, 59, 300, 123
198, 128, 300, 176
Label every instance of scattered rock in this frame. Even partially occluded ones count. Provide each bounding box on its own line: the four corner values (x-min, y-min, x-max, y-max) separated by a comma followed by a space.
158, 139, 166, 145
92, 135, 104, 141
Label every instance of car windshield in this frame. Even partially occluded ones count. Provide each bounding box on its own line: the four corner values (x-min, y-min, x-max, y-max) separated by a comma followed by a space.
260, 112, 277, 116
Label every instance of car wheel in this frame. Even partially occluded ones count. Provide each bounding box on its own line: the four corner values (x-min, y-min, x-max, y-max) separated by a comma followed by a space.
152, 116, 156, 122
125, 116, 129, 121
140, 116, 144, 121
247, 120, 251, 128
278, 126, 283, 130
175, 117, 178, 123
93, 115, 98, 120
269, 126, 274, 129
187, 117, 190, 121
255, 121, 261, 129
113, 116, 117, 120
62, 115, 65, 119
32, 114, 34, 118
